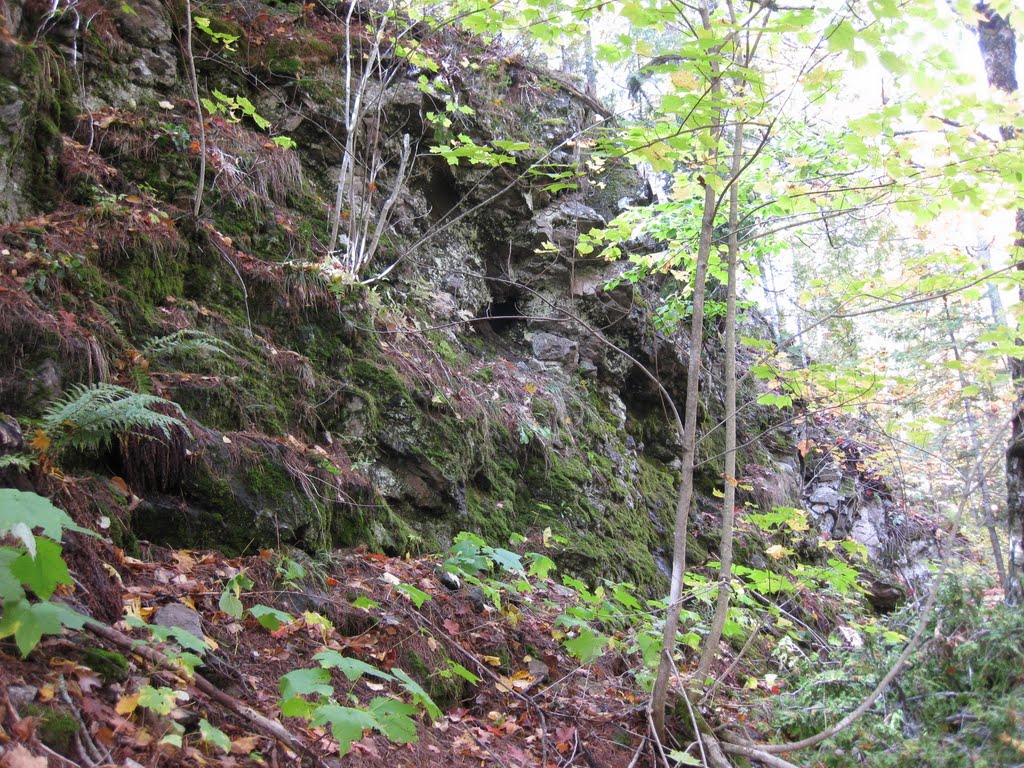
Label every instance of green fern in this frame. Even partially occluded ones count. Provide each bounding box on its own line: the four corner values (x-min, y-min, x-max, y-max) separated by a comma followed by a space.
141, 330, 235, 363
0, 453, 35, 470
42, 383, 191, 455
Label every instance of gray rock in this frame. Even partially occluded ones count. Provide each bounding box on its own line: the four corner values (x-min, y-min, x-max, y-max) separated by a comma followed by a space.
534, 200, 606, 253
153, 602, 204, 642
113, 0, 172, 47
530, 332, 579, 366
7, 685, 37, 710
807, 485, 841, 506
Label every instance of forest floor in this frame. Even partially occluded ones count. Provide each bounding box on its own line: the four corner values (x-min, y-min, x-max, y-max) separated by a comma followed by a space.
0, 536, 747, 768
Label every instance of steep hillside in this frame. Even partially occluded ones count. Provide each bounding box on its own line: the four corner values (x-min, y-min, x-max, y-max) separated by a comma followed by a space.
0, 0, 815, 590
3, 1, 1009, 766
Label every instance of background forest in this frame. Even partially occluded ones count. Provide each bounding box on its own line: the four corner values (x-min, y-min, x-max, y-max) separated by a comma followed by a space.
0, 0, 1022, 764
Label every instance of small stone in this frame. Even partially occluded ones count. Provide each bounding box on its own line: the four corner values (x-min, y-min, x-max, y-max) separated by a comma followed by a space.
7, 685, 37, 710
807, 485, 841, 506
530, 332, 579, 366
153, 603, 204, 641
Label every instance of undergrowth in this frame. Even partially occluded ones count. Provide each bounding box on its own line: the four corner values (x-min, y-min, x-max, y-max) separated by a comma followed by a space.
773, 573, 1024, 767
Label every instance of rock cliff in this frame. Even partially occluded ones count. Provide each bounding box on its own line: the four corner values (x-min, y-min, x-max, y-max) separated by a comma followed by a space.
0, 0, 927, 596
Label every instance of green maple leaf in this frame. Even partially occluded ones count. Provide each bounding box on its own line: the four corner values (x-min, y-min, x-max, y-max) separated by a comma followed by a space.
314, 650, 394, 682
391, 668, 441, 719
10, 538, 71, 599
279, 667, 332, 700
0, 490, 93, 557
199, 719, 231, 753
0, 548, 26, 603
369, 697, 418, 743
248, 604, 293, 631
310, 705, 377, 757
138, 685, 179, 715
0, 599, 87, 656
563, 629, 609, 664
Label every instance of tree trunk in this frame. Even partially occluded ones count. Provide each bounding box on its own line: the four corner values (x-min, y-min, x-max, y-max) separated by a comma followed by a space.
974, 1, 1024, 603
696, 121, 744, 682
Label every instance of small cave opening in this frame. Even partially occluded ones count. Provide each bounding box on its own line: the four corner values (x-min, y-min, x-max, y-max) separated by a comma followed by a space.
418, 162, 461, 222
475, 287, 527, 344
486, 295, 524, 334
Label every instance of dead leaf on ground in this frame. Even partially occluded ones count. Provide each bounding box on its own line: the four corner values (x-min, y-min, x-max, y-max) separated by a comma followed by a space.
0, 745, 48, 768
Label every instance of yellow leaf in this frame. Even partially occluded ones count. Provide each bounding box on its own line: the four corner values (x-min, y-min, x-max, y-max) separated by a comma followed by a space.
482, 655, 502, 667
670, 70, 700, 90
999, 733, 1024, 753
116, 692, 141, 716
766, 544, 788, 560
29, 430, 51, 453
543, 527, 553, 547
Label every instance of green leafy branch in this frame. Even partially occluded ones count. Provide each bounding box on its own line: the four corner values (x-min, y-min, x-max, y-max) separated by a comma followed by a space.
0, 490, 93, 656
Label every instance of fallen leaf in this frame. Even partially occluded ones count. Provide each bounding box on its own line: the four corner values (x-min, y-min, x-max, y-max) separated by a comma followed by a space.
11, 715, 36, 741
116, 692, 141, 716
0, 745, 48, 768
230, 735, 262, 755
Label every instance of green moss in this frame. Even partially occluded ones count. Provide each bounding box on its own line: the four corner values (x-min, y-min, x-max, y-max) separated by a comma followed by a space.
252, 36, 336, 79
345, 360, 413, 405
82, 647, 130, 683
245, 460, 292, 501
331, 499, 420, 555
20, 705, 78, 754
0, 41, 70, 213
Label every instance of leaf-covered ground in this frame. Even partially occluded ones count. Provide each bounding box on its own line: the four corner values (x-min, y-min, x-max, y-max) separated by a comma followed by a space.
0, 537, 695, 767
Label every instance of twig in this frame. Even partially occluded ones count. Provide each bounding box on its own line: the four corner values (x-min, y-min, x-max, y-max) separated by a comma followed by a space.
625, 735, 647, 768
646, 707, 673, 768
720, 740, 802, 768
668, 655, 706, 767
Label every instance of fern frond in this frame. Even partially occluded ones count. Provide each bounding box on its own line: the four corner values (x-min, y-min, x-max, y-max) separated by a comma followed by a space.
91, 302, 126, 338
142, 330, 234, 362
42, 383, 192, 455
0, 453, 35, 470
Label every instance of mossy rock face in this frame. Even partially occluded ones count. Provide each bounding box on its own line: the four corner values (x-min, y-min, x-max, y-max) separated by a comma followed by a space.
133, 444, 331, 554
0, 40, 68, 222
250, 34, 337, 79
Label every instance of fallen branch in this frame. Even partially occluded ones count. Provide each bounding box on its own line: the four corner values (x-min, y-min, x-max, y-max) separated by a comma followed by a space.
84, 620, 323, 766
